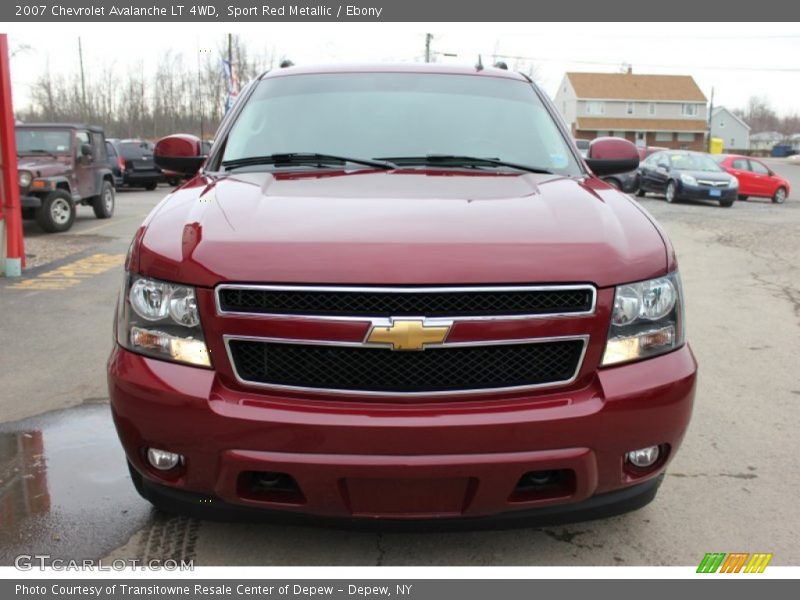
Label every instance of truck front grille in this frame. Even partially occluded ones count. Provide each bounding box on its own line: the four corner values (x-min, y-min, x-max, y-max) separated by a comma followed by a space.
226, 338, 586, 395
216, 285, 594, 318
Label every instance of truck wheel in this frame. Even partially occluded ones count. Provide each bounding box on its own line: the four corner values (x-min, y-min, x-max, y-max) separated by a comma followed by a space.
167, 177, 180, 186
92, 181, 115, 219
635, 185, 646, 197
772, 187, 787, 204
665, 181, 677, 203
145, 182, 158, 191
35, 190, 76, 233
738, 195, 748, 201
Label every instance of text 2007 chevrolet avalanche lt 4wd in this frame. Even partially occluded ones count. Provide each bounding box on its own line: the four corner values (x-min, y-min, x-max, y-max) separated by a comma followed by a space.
107, 64, 697, 524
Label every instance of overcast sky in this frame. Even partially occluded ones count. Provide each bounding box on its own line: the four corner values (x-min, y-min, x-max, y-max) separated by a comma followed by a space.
6, 22, 800, 115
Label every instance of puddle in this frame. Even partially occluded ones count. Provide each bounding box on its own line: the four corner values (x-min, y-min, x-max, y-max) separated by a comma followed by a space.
0, 403, 153, 564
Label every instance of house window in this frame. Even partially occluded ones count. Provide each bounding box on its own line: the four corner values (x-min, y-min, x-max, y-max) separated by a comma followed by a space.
648, 103, 656, 115
585, 101, 604, 115
612, 131, 626, 138
596, 130, 610, 137
719, 120, 725, 128
681, 104, 699, 116
655, 132, 673, 142
677, 132, 695, 142
626, 102, 635, 115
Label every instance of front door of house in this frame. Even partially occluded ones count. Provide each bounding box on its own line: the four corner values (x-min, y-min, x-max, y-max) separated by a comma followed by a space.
635, 132, 646, 147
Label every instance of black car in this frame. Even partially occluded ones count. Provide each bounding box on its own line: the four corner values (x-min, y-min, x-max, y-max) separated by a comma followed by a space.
636, 150, 738, 208
106, 138, 162, 190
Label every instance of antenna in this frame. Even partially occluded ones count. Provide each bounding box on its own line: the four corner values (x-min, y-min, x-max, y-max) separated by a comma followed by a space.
476, 54, 483, 71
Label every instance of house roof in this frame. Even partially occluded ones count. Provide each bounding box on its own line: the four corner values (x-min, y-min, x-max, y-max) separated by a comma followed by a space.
711, 106, 751, 131
576, 117, 708, 132
566, 72, 707, 102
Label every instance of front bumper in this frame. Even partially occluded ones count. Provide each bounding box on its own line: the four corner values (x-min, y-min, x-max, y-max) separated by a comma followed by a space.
678, 184, 737, 202
20, 194, 42, 209
108, 344, 697, 522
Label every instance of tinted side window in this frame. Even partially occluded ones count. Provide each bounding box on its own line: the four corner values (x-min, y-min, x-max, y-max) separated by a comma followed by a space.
91, 133, 107, 161
732, 158, 748, 170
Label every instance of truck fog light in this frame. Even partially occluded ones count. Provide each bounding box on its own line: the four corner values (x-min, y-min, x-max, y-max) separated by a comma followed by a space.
147, 448, 183, 470
626, 446, 660, 468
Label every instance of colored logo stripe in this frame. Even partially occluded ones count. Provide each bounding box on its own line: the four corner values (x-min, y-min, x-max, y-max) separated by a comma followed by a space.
697, 552, 772, 573
744, 553, 773, 573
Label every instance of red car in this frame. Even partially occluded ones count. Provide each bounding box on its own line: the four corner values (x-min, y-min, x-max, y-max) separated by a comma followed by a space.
713, 154, 790, 204
107, 64, 697, 525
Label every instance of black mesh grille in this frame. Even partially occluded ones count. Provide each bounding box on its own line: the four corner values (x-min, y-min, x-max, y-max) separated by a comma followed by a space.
228, 339, 585, 393
218, 287, 593, 318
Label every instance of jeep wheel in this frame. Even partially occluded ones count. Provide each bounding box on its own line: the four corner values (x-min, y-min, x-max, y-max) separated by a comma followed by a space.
167, 177, 180, 187
93, 181, 115, 219
145, 182, 158, 191
36, 190, 76, 233
635, 185, 646, 197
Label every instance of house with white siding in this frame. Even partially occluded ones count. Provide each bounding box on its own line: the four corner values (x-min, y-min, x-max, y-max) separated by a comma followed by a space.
710, 107, 750, 151
554, 69, 708, 151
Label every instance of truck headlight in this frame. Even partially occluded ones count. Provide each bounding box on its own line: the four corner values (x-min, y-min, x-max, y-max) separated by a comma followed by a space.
117, 274, 211, 367
601, 272, 685, 366
19, 170, 32, 188
679, 173, 697, 186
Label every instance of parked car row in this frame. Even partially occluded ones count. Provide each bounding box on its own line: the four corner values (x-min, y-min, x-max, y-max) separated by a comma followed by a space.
15, 122, 210, 233
578, 138, 790, 208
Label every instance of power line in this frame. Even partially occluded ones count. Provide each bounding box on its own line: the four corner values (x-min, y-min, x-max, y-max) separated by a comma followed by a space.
492, 54, 800, 72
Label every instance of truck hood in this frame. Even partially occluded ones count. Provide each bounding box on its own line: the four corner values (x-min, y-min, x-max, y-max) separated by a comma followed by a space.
17, 154, 72, 176
137, 169, 668, 288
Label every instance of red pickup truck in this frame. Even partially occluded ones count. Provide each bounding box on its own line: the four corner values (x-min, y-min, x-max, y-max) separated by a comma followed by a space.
107, 64, 697, 525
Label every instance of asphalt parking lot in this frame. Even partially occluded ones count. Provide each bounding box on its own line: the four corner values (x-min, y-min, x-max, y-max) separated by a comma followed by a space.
1, 160, 799, 566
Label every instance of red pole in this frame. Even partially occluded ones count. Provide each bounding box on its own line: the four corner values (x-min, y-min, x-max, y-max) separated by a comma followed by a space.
0, 33, 25, 275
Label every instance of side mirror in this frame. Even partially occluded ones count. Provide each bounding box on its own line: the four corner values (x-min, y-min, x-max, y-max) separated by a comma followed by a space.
585, 137, 639, 177
154, 134, 206, 176
80, 143, 93, 158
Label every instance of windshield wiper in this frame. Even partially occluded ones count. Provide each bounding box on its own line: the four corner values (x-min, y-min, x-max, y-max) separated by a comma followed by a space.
377, 155, 554, 174
221, 153, 397, 171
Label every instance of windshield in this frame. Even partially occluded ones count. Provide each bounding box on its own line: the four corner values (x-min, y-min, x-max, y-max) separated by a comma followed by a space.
16, 129, 71, 155
221, 73, 581, 175
667, 153, 723, 172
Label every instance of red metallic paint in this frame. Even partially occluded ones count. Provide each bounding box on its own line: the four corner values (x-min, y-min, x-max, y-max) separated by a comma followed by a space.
108, 344, 696, 519
136, 170, 668, 288
109, 65, 697, 520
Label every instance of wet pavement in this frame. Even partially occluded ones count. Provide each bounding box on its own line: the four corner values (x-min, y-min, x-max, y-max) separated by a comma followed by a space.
0, 403, 152, 565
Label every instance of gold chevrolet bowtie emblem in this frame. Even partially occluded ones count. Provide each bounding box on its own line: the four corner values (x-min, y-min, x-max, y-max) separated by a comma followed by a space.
366, 319, 451, 351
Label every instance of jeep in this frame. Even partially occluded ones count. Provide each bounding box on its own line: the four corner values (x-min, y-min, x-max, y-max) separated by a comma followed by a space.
16, 123, 116, 232
108, 65, 697, 524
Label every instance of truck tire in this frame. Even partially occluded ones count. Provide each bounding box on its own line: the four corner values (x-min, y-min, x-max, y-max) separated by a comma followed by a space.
35, 190, 76, 233
92, 180, 115, 219
145, 182, 158, 191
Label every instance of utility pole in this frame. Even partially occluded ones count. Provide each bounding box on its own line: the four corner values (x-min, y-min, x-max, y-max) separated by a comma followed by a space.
708, 86, 714, 152
78, 37, 87, 118
425, 33, 432, 63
